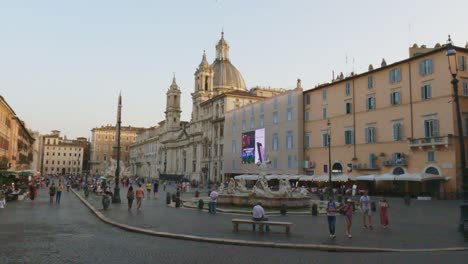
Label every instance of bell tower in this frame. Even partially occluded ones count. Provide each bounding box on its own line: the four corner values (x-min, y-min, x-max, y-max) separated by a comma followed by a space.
165, 75, 181, 131
191, 50, 213, 121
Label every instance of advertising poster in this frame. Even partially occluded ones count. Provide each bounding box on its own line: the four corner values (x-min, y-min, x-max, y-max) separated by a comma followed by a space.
241, 131, 255, 164
254, 128, 265, 164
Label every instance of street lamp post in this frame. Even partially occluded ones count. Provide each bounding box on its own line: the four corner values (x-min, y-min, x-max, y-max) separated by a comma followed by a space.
327, 119, 333, 198
446, 35, 468, 237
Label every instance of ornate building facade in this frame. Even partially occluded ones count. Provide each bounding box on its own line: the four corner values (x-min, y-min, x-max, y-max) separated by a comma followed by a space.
130, 33, 286, 183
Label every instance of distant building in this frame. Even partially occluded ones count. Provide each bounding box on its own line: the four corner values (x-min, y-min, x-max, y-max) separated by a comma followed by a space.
0, 96, 35, 172
90, 125, 144, 175
41, 130, 84, 176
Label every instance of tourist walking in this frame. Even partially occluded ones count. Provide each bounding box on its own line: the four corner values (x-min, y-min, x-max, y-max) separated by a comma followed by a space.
379, 197, 390, 228
252, 202, 269, 231
340, 198, 354, 238
29, 181, 37, 202
136, 184, 145, 210
145, 182, 152, 199
56, 182, 63, 205
326, 195, 337, 238
0, 189, 6, 209
127, 186, 135, 210
209, 189, 218, 214
153, 181, 159, 198
49, 183, 56, 204
360, 191, 372, 229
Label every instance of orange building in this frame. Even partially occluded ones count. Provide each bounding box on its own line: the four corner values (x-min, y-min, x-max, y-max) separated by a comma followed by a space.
303, 43, 468, 197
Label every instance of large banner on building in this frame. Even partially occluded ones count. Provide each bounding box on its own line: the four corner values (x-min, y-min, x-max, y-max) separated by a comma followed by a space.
255, 128, 265, 164
241, 128, 265, 164
241, 131, 255, 164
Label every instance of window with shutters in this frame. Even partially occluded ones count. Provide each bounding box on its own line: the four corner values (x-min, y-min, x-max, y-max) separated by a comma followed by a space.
459, 55, 466, 71
273, 112, 278, 124
272, 134, 279, 151
322, 107, 327, 119
345, 102, 352, 114
250, 117, 254, 129
305, 94, 310, 105
392, 123, 403, 141
463, 114, 468, 136
322, 88, 327, 101
389, 68, 401, 83
242, 120, 246, 131
288, 155, 292, 168
286, 132, 293, 149
304, 133, 311, 148
322, 131, 329, 147
366, 96, 375, 110
390, 91, 401, 105
424, 119, 439, 138
344, 128, 354, 145
368, 75, 374, 89
287, 108, 293, 121
462, 82, 468, 97
427, 151, 435, 162
365, 127, 376, 143
305, 111, 310, 121
259, 115, 264, 127
368, 153, 376, 168
421, 84, 432, 100
419, 59, 434, 76
345, 82, 351, 96
288, 94, 292, 105
231, 140, 236, 154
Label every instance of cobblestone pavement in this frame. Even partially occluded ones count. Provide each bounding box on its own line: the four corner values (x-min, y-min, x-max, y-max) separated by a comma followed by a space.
84, 185, 468, 250
1, 188, 468, 264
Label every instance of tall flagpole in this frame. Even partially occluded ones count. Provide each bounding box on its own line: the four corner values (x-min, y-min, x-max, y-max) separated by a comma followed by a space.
113, 92, 122, 203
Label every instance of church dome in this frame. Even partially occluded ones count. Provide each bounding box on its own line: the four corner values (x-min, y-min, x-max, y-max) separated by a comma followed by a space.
210, 32, 246, 91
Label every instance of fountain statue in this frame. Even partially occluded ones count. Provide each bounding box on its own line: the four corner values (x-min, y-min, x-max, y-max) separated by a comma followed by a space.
104, 158, 131, 178
216, 159, 310, 208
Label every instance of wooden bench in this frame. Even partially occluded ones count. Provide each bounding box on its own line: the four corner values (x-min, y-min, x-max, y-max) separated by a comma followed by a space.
232, 219, 292, 234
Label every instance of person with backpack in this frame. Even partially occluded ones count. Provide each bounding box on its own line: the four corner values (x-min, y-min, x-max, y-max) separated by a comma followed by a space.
326, 195, 337, 238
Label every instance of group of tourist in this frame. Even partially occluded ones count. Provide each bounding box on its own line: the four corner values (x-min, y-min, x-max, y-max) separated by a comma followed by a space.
126, 184, 145, 210
325, 191, 390, 239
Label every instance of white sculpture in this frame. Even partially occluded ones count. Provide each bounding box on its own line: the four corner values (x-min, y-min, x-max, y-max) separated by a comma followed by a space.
226, 178, 236, 194
236, 178, 249, 193
104, 158, 131, 177
278, 179, 292, 197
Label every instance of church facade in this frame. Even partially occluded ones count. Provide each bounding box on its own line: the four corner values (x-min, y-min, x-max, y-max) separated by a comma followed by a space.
129, 33, 285, 183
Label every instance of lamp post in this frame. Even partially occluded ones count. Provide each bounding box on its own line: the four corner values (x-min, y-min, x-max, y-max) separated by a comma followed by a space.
446, 35, 468, 237
327, 119, 333, 198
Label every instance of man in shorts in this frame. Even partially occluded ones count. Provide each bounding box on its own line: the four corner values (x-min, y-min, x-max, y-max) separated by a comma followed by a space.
360, 190, 372, 229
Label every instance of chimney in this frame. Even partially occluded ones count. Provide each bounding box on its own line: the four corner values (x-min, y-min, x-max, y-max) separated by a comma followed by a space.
381, 58, 387, 67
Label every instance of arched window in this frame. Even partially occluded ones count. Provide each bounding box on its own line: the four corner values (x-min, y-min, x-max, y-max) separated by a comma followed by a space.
332, 163, 343, 174
393, 167, 404, 175
425, 167, 439, 175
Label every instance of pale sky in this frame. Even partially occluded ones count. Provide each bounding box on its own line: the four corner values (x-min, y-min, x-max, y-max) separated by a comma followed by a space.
1, 0, 467, 139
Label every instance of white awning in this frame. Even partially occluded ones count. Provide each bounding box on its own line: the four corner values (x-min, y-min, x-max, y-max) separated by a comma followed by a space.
375, 173, 396, 181
234, 175, 259, 181
265, 175, 300, 180
355, 174, 376, 181
394, 173, 449, 182
298, 174, 350, 182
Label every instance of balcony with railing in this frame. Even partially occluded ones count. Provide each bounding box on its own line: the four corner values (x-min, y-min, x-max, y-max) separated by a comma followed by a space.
408, 136, 451, 149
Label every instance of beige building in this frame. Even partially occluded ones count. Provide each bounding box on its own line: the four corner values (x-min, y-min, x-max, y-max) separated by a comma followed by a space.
130, 33, 285, 183
303, 43, 468, 196
223, 82, 304, 177
90, 125, 144, 175
41, 130, 84, 176
0, 96, 35, 172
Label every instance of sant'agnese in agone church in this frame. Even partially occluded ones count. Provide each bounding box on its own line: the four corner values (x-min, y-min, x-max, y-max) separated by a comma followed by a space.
129, 33, 287, 184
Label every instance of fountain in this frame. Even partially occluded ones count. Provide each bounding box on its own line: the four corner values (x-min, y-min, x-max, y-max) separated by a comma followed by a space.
217, 160, 311, 208
103, 158, 132, 178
